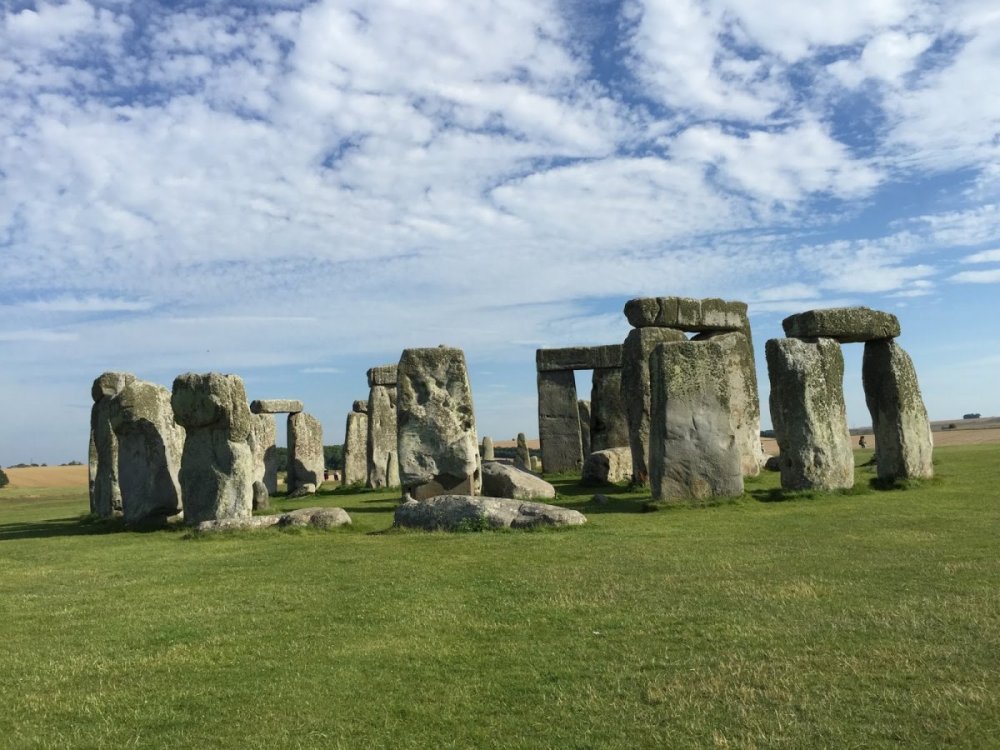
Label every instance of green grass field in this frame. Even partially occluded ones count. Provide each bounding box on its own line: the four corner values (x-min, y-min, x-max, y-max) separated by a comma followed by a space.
2, 445, 998, 749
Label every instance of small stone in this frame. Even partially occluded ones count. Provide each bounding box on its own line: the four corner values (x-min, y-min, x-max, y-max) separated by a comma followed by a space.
481, 461, 556, 500
252, 480, 269, 511
582, 447, 632, 485
287, 482, 317, 499
514, 432, 531, 471
393, 495, 586, 531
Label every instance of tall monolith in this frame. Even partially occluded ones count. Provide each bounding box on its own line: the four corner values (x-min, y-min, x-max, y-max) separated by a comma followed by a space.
90, 371, 135, 517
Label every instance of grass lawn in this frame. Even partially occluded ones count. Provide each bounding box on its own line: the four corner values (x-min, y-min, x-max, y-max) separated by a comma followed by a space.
1, 445, 998, 749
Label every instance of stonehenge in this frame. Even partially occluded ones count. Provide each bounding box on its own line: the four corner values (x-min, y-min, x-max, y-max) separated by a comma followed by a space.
514, 432, 531, 471
250, 399, 303, 414
590, 367, 629, 453
287, 412, 324, 494
397, 346, 480, 500
577, 401, 592, 457
366, 364, 400, 489
90, 371, 135, 517
171, 373, 255, 525
341, 400, 369, 485
766, 307, 932, 490
249, 413, 278, 495
620, 297, 760, 487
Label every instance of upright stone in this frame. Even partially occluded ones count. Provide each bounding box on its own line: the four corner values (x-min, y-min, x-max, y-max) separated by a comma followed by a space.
171, 373, 254, 525
862, 340, 934, 481
249, 413, 278, 495
87, 430, 98, 513
621, 327, 686, 485
577, 401, 592, 457
342, 401, 369, 485
691, 331, 762, 476
536, 369, 581, 473
397, 347, 479, 500
766, 338, 854, 490
109, 378, 185, 526
287, 412, 324, 494
649, 339, 744, 503
590, 368, 629, 452
514, 432, 531, 471
90, 371, 135, 518
481, 436, 495, 461
367, 365, 400, 489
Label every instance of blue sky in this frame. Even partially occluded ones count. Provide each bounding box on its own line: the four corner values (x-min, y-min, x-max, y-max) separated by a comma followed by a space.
1, 0, 998, 463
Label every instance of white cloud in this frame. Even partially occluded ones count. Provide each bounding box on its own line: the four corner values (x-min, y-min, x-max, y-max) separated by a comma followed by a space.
962, 248, 1000, 263
949, 268, 1000, 284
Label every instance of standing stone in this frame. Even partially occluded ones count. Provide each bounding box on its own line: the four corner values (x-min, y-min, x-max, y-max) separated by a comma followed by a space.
577, 401, 592, 457
862, 340, 934, 481
530, 456, 542, 472
342, 401, 369, 485
249, 413, 278, 495
367, 365, 400, 489
87, 429, 98, 513
649, 340, 744, 502
287, 412, 324, 494
621, 327, 686, 485
514, 433, 531, 471
481, 436, 495, 461
582, 447, 632, 485
171, 373, 254, 525
536, 369, 582, 473
590, 368, 629, 452
90, 371, 135, 518
252, 480, 269, 511
691, 331, 762, 477
397, 347, 480, 500
766, 338, 854, 491
109, 378, 185, 526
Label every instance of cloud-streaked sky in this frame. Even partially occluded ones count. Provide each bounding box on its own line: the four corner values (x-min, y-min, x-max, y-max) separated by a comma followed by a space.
2, 0, 998, 463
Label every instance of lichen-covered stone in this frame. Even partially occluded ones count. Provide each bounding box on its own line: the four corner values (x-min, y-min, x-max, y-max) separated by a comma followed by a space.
863, 340, 934, 480
649, 339, 744, 502
577, 401, 592, 457
536, 370, 582, 473
249, 399, 303, 414
621, 327, 687, 485
287, 412, 324, 494
171, 372, 254, 525
782, 307, 900, 343
397, 347, 480, 500
342, 409, 369, 485
109, 378, 185, 526
765, 338, 854, 490
352, 399, 369, 414
367, 364, 398, 387
194, 506, 351, 532
514, 432, 532, 471
393, 495, 586, 531
249, 413, 278, 494
535, 345, 623, 372
367, 383, 399, 488
590, 368, 629, 452
624, 296, 748, 332
89, 371, 136, 518
481, 461, 556, 500
581, 447, 632, 485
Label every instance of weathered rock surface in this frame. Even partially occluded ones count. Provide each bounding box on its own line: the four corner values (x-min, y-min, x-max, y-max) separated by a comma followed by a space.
481, 461, 556, 500
367, 364, 398, 387
172, 372, 254, 525
782, 307, 900, 343
250, 399, 303, 414
109, 378, 185, 526
342, 408, 369, 485
367, 383, 399, 489
397, 347, 480, 500
766, 338, 854, 490
352, 399, 369, 413
621, 327, 686, 485
393, 495, 586, 531
481, 436, 495, 461
514, 432, 532, 471
536, 345, 623, 372
194, 506, 352, 532
582, 447, 632, 485
577, 400, 592, 457
90, 371, 135, 517
536, 370, 582, 473
862, 340, 934, 480
287, 412, 324, 494
649, 339, 744, 502
590, 368, 629, 452
252, 480, 269, 510
624, 296, 748, 332
249, 413, 278, 495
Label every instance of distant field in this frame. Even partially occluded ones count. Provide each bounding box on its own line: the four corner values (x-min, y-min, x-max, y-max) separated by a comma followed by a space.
1, 445, 998, 748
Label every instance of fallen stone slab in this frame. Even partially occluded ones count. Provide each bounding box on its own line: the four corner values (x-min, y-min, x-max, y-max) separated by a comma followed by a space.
536, 345, 623, 372
481, 461, 556, 500
582, 447, 632, 485
250, 399, 304, 414
624, 297, 748, 331
393, 495, 586, 531
782, 307, 900, 343
193, 506, 352, 533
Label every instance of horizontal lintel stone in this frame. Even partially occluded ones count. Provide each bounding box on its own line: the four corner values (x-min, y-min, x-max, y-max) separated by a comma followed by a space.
782, 307, 900, 343
624, 296, 748, 331
367, 364, 398, 387
536, 344, 623, 372
250, 399, 303, 414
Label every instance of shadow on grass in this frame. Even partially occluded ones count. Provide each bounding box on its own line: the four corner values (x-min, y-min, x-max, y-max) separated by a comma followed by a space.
0, 513, 179, 541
